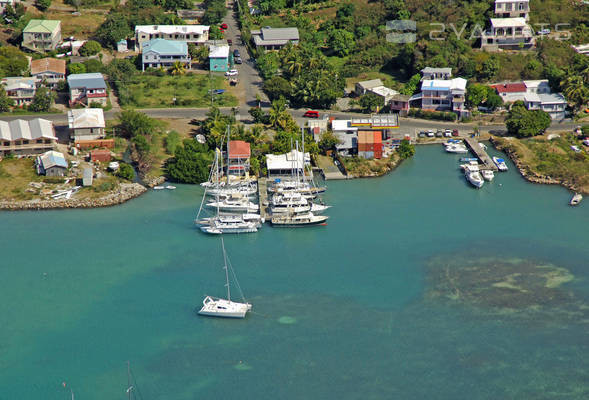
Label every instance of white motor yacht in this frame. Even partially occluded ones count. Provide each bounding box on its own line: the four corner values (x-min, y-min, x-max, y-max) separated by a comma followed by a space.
492, 156, 508, 171
271, 212, 329, 227
481, 170, 495, 181
465, 165, 484, 188
206, 194, 259, 213
445, 144, 469, 154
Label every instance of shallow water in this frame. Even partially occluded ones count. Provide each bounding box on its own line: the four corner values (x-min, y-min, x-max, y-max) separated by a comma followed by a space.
1, 144, 587, 399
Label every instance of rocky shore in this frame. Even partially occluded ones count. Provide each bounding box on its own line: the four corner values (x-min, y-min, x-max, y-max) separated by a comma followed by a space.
490, 137, 584, 194
0, 183, 147, 211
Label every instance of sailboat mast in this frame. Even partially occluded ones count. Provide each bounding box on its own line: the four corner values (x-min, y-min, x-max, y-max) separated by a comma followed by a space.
226, 125, 230, 184
127, 361, 132, 400
221, 237, 231, 301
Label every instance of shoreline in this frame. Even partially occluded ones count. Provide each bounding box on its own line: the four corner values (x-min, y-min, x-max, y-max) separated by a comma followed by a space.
490, 137, 584, 194
0, 183, 147, 211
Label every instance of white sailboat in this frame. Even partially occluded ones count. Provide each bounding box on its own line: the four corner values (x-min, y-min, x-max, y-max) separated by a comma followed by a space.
198, 238, 252, 318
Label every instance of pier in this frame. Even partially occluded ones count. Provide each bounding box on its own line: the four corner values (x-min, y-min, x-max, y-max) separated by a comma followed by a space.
464, 137, 498, 171
258, 177, 268, 221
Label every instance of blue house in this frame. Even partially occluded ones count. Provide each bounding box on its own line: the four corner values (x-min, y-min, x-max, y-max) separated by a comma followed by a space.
141, 39, 190, 72
209, 44, 230, 72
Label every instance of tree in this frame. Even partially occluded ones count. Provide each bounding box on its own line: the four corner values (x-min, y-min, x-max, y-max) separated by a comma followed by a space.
561, 75, 588, 112
256, 51, 280, 79
68, 63, 87, 75
0, 47, 29, 77
165, 139, 213, 183
397, 139, 415, 159
78, 40, 102, 57
116, 162, 135, 180
248, 107, 268, 124
0, 87, 14, 112
117, 110, 159, 138
400, 73, 420, 95
329, 29, 355, 57
189, 43, 209, 64
263, 76, 291, 101
358, 93, 382, 113
505, 102, 551, 138
83, 59, 103, 73
485, 90, 503, 111
466, 84, 488, 108
522, 59, 544, 80
481, 57, 500, 81
35, 0, 51, 11
318, 131, 340, 154
29, 86, 54, 112
170, 61, 186, 75
95, 13, 133, 48
268, 98, 290, 130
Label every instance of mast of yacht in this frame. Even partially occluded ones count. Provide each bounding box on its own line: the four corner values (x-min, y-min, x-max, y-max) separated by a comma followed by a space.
126, 361, 133, 400
221, 237, 231, 301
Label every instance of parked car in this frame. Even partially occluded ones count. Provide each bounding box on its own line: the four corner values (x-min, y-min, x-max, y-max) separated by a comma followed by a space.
426, 129, 435, 137
452, 129, 459, 136
537, 28, 550, 36
435, 130, 443, 137
233, 49, 240, 57
418, 131, 426, 138
225, 69, 238, 76
303, 110, 320, 118
208, 89, 225, 95
234, 57, 242, 64
444, 129, 452, 137
221, 23, 228, 29
227, 39, 233, 45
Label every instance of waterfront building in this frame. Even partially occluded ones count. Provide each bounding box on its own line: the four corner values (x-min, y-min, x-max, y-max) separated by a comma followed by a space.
226, 140, 251, 176
68, 108, 105, 141
0, 118, 57, 156
90, 149, 111, 163
331, 119, 358, 156
36, 150, 68, 177
524, 93, 567, 120
266, 150, 310, 178
420, 78, 468, 117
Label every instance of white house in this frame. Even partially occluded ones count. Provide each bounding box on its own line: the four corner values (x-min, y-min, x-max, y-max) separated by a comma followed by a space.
420, 78, 468, 117
68, 108, 105, 141
266, 150, 310, 177
481, 17, 534, 50
135, 25, 209, 50
331, 120, 358, 155
67, 73, 107, 107
524, 93, 567, 120
421, 67, 452, 80
1, 77, 37, 106
494, 0, 530, 20
141, 39, 190, 71
0, 118, 57, 156
523, 80, 551, 94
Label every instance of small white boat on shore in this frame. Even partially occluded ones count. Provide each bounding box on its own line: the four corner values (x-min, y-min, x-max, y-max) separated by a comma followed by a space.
153, 186, 165, 190
570, 193, 583, 206
165, 185, 176, 190
492, 157, 508, 171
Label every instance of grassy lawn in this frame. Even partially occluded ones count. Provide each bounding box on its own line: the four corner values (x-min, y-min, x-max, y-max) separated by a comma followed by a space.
345, 71, 402, 91
495, 135, 589, 193
44, 10, 106, 39
342, 154, 401, 177
123, 74, 238, 108
0, 158, 38, 201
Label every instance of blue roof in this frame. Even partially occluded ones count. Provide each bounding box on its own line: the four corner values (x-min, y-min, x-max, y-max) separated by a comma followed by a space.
67, 73, 106, 89
143, 39, 188, 56
40, 151, 68, 169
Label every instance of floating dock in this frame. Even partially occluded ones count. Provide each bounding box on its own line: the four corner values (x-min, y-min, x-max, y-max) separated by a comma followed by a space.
464, 137, 498, 171
258, 177, 268, 221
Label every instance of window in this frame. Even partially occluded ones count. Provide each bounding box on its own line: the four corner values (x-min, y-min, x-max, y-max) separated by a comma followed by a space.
36, 139, 43, 143
23, 140, 29, 144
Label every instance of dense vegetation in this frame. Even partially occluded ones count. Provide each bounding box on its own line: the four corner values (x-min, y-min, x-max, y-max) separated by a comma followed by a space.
505, 101, 552, 138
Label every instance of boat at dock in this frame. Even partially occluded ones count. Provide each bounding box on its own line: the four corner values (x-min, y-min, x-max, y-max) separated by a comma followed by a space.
464, 165, 484, 188
481, 170, 495, 181
445, 144, 469, 154
271, 211, 328, 227
570, 193, 583, 206
206, 193, 259, 213
460, 157, 478, 162
492, 156, 508, 171
198, 237, 252, 318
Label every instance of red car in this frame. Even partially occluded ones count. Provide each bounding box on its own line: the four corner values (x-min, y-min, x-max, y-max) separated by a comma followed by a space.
303, 110, 319, 118
221, 23, 228, 29
452, 129, 459, 136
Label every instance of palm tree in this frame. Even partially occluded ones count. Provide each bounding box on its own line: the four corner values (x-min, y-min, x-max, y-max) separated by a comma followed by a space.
561, 75, 589, 112
170, 61, 186, 76
268, 98, 289, 130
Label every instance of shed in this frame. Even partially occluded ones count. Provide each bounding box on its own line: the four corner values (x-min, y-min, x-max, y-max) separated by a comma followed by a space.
82, 167, 93, 186
37, 150, 68, 176
90, 149, 111, 162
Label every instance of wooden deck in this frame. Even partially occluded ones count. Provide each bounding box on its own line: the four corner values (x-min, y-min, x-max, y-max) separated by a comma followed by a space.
464, 137, 498, 171
258, 177, 268, 220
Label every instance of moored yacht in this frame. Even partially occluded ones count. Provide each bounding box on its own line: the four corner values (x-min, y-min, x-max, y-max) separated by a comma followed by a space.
492, 156, 508, 171
446, 144, 469, 153
206, 193, 259, 213
465, 165, 484, 188
481, 169, 495, 181
271, 211, 329, 227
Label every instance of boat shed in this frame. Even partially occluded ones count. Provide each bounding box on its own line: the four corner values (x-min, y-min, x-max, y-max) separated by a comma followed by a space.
266, 150, 310, 178
36, 150, 68, 176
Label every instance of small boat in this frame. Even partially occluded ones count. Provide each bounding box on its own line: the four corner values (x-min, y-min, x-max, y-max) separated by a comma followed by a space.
481, 169, 495, 181
464, 165, 484, 188
570, 193, 583, 206
445, 144, 469, 154
165, 185, 176, 190
492, 156, 508, 171
443, 139, 461, 146
478, 142, 487, 150
460, 157, 478, 162
198, 238, 252, 318
153, 186, 165, 190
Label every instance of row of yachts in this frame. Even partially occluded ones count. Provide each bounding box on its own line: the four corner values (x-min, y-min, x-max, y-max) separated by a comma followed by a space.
443, 140, 508, 189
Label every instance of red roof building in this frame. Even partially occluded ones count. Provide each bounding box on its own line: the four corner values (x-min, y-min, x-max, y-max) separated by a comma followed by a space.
227, 140, 251, 175
490, 83, 527, 93
90, 149, 111, 162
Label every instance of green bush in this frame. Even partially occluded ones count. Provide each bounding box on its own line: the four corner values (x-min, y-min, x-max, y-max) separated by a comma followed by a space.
408, 108, 457, 122
165, 131, 180, 154
79, 40, 102, 57
116, 162, 134, 181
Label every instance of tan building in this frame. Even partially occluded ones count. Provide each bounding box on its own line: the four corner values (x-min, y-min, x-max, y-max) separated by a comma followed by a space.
0, 119, 57, 156
22, 20, 62, 52
1, 77, 37, 106
68, 108, 106, 141
30, 58, 66, 88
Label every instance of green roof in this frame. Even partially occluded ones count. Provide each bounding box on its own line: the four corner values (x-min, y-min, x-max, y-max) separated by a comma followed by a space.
24, 19, 61, 33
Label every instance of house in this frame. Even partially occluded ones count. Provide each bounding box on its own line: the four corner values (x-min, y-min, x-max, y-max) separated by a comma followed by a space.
209, 44, 230, 72
36, 150, 68, 176
90, 149, 111, 162
494, 0, 529, 20
331, 119, 358, 156
226, 140, 251, 176
251, 27, 299, 51
307, 118, 328, 141
22, 19, 62, 52
1, 77, 37, 106
355, 79, 384, 96
367, 86, 399, 108
420, 78, 468, 117
421, 67, 452, 80
117, 39, 128, 53
30, 58, 66, 88
481, 18, 534, 50
0, 118, 57, 156
523, 80, 550, 94
135, 25, 209, 50
524, 93, 567, 120
141, 39, 190, 71
389, 94, 411, 116
68, 108, 105, 141
266, 150, 310, 178
490, 82, 527, 102
0, 0, 15, 13
358, 131, 382, 159
67, 73, 107, 106
82, 167, 93, 186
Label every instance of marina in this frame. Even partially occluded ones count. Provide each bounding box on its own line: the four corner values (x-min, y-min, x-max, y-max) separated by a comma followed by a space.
464, 137, 499, 171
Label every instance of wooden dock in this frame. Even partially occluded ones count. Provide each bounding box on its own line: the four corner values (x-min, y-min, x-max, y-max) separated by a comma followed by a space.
258, 177, 268, 221
464, 137, 498, 171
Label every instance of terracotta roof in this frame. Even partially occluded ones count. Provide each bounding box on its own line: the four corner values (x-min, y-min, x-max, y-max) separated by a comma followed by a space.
31, 58, 66, 76
228, 140, 250, 158
491, 83, 526, 93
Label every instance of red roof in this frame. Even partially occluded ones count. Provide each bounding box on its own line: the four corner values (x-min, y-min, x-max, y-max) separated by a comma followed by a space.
491, 83, 526, 93
373, 131, 382, 144
228, 140, 250, 158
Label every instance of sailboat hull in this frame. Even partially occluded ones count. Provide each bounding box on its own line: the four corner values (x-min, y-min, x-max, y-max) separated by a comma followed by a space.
198, 296, 252, 318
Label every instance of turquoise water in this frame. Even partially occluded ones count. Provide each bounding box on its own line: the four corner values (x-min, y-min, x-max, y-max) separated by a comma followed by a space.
1, 145, 588, 399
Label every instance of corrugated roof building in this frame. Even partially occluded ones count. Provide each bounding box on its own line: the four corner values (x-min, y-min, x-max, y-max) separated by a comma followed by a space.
251, 27, 299, 51
0, 118, 57, 156
68, 108, 106, 141
36, 150, 68, 176
22, 19, 62, 52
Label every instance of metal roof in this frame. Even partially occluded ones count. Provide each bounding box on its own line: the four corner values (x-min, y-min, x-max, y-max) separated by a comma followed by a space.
135, 25, 209, 35
31, 58, 66, 76
68, 108, 105, 129
490, 18, 528, 28
209, 44, 229, 58
538, 93, 567, 104
143, 39, 188, 55
421, 67, 452, 74
67, 73, 106, 89
0, 118, 56, 141
39, 150, 68, 169
228, 140, 251, 158
23, 19, 60, 33
356, 79, 383, 90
